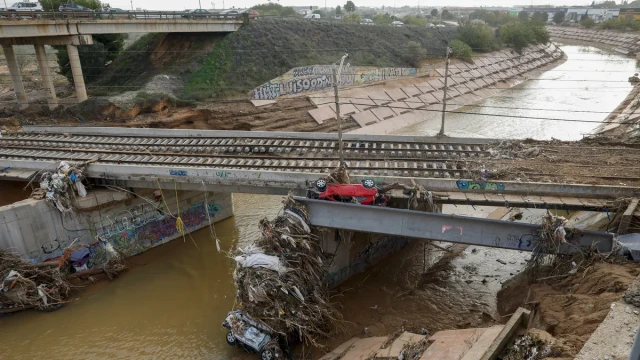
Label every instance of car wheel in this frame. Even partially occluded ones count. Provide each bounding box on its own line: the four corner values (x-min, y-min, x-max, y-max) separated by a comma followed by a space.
315, 179, 327, 192
362, 179, 376, 189
261, 348, 274, 360
226, 332, 236, 346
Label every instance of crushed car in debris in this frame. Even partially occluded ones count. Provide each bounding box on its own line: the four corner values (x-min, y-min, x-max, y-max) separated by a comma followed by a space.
222, 310, 290, 360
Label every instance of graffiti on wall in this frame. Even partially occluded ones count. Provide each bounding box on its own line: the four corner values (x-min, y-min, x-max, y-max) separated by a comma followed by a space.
251, 64, 424, 100
456, 180, 505, 191
97, 200, 221, 260
325, 236, 409, 288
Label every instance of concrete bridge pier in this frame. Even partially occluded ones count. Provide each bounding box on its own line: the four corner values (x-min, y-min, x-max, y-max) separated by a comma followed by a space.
33, 44, 58, 110
66, 44, 87, 102
1, 44, 28, 110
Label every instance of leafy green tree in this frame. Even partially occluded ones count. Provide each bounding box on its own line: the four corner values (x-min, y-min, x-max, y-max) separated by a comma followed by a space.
449, 39, 472, 61
499, 20, 548, 52
518, 10, 529, 21
55, 33, 124, 84
581, 17, 596, 28
403, 15, 426, 26
405, 41, 427, 67
373, 13, 393, 24
553, 11, 565, 24
441, 9, 454, 20
531, 11, 548, 23
431, 8, 438, 17
456, 21, 495, 51
344, 1, 355, 13
336, 5, 342, 15
343, 13, 360, 22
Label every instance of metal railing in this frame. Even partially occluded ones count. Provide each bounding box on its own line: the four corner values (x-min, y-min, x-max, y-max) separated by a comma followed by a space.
0, 10, 245, 21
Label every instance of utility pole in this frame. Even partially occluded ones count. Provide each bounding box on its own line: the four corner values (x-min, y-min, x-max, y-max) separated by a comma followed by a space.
130, 0, 133, 10
438, 46, 451, 137
199, 0, 202, 9
332, 54, 349, 167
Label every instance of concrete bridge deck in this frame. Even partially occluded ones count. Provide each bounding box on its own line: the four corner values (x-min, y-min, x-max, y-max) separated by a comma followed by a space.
0, 18, 242, 38
0, 127, 637, 209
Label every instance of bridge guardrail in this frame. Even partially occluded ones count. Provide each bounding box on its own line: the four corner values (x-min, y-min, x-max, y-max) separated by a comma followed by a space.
0, 10, 245, 21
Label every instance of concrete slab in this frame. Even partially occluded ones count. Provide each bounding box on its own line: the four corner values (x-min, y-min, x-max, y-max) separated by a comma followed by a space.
415, 82, 435, 94
435, 68, 446, 77
427, 79, 445, 90
401, 85, 422, 98
319, 337, 359, 360
480, 308, 530, 360
351, 110, 380, 127
454, 84, 472, 95
308, 106, 336, 124
477, 67, 490, 76
328, 103, 359, 116
250, 99, 277, 107
371, 106, 397, 121
419, 93, 440, 105
405, 97, 426, 109
386, 88, 408, 101
340, 336, 387, 360
376, 332, 427, 358
369, 92, 393, 106
309, 95, 334, 106
389, 101, 412, 114
430, 90, 445, 103
420, 328, 486, 360
351, 97, 377, 112
460, 326, 504, 360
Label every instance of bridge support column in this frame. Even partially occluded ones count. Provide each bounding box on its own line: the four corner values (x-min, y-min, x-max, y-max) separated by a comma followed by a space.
1, 44, 28, 110
66, 44, 87, 102
33, 44, 58, 110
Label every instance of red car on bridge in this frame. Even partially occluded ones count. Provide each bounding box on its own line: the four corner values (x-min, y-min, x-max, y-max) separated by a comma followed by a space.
310, 178, 387, 206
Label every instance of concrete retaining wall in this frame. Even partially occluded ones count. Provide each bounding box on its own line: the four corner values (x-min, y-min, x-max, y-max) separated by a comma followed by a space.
548, 26, 640, 54
0, 189, 233, 264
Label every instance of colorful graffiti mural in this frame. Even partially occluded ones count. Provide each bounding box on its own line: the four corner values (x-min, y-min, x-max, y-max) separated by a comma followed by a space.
97, 200, 221, 260
250, 65, 424, 100
325, 236, 409, 288
456, 180, 505, 191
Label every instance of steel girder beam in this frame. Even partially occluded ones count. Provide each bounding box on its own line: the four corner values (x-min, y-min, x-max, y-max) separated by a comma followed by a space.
294, 197, 614, 254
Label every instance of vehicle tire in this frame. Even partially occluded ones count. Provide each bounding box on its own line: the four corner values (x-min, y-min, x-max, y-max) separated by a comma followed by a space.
315, 178, 327, 192
226, 332, 236, 346
261, 343, 282, 360
361, 179, 376, 189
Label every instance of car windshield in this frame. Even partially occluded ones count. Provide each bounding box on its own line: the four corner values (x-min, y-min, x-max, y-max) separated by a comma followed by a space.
11, 3, 21, 6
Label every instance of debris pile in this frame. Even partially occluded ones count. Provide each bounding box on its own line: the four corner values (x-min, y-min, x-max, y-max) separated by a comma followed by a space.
399, 338, 429, 360
488, 140, 541, 159
37, 161, 91, 213
0, 249, 70, 311
232, 196, 340, 347
500, 334, 550, 360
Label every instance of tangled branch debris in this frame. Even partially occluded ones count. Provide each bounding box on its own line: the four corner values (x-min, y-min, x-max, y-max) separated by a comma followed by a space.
0, 249, 71, 311
36, 160, 93, 213
232, 195, 341, 347
488, 140, 541, 159
399, 338, 429, 360
500, 334, 550, 360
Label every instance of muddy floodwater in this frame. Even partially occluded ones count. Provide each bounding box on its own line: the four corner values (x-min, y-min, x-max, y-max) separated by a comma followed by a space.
397, 44, 639, 140
0, 44, 635, 359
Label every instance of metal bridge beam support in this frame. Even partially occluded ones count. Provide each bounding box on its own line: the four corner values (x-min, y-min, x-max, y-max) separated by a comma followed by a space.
66, 44, 87, 102
294, 197, 614, 254
33, 44, 58, 110
1, 44, 28, 109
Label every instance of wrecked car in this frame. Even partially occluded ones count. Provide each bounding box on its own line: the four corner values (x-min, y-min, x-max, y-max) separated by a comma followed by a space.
222, 310, 287, 360
307, 178, 388, 206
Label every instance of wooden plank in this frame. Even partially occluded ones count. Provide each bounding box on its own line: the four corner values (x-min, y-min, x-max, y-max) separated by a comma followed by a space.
619, 198, 639, 235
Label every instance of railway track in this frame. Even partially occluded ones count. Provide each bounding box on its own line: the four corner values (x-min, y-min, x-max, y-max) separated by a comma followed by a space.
0, 133, 491, 178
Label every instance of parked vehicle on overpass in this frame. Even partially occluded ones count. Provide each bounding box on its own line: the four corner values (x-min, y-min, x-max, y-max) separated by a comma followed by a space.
99, 7, 130, 19
2, 1, 42, 12
58, 3, 94, 17
181, 8, 212, 18
308, 179, 388, 206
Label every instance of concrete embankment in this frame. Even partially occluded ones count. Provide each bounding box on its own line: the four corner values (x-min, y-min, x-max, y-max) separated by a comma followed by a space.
304, 44, 565, 135
548, 26, 640, 56
0, 187, 233, 264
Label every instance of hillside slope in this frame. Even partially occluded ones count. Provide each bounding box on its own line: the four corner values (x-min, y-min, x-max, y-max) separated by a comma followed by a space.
95, 20, 456, 100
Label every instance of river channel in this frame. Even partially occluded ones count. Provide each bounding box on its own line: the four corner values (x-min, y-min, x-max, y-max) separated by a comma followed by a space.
0, 43, 637, 359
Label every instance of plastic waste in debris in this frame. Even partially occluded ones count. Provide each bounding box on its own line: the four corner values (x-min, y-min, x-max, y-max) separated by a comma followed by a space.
235, 253, 289, 274
76, 181, 87, 197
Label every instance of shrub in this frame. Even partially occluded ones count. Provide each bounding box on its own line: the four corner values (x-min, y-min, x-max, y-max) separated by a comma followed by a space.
499, 20, 548, 52
405, 41, 427, 67
552, 11, 565, 25
580, 17, 596, 28
456, 21, 495, 51
449, 39, 472, 61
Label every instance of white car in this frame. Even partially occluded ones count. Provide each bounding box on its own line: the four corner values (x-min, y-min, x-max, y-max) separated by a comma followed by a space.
304, 13, 321, 19
360, 18, 374, 25
391, 20, 403, 27
2, 1, 42, 12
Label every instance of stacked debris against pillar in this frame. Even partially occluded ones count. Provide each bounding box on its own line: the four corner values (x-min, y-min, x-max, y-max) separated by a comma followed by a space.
232, 195, 341, 347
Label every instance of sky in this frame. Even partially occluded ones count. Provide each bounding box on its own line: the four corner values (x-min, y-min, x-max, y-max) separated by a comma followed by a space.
108, 0, 615, 11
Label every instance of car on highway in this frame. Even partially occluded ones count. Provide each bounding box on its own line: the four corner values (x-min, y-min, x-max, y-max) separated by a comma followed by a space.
308, 179, 388, 206
99, 7, 130, 19
182, 8, 212, 18
304, 13, 321, 19
391, 20, 403, 27
2, 1, 42, 12
360, 18, 374, 25
58, 3, 94, 17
